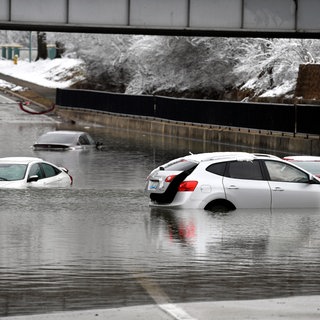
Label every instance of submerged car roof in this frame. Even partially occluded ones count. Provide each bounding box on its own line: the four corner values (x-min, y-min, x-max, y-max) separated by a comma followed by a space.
0, 157, 43, 164
41, 131, 86, 135
37, 131, 87, 139
34, 131, 90, 145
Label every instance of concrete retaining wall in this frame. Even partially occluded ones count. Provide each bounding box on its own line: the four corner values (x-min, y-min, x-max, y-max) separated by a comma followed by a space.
56, 107, 320, 156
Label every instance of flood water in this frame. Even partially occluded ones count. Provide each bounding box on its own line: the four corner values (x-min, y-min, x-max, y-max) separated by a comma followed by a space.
1, 98, 320, 316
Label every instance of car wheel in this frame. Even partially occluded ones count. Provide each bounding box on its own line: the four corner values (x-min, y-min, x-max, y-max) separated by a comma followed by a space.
204, 200, 235, 213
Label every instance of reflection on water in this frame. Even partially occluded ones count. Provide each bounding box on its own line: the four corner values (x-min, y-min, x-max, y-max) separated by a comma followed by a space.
149, 208, 320, 302
150, 207, 320, 261
1, 121, 320, 316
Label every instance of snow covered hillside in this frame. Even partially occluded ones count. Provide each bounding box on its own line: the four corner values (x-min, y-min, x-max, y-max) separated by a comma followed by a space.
1, 31, 320, 101
0, 58, 85, 90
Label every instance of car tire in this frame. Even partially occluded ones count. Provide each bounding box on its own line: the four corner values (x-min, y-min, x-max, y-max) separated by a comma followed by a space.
204, 200, 235, 213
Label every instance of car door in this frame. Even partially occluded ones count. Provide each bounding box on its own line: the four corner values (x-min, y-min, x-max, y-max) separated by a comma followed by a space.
264, 160, 320, 208
222, 160, 272, 209
27, 163, 47, 187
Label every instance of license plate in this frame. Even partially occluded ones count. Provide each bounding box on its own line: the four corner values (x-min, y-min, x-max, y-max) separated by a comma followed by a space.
148, 180, 159, 190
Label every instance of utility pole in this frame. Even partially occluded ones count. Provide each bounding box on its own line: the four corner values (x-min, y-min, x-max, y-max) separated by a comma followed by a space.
29, 31, 32, 62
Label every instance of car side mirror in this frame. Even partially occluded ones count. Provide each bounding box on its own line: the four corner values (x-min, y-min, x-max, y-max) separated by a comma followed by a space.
309, 175, 320, 184
27, 175, 39, 183
96, 141, 103, 150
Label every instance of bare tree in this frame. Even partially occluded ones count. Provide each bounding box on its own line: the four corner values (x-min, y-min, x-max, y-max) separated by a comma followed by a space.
35, 31, 48, 61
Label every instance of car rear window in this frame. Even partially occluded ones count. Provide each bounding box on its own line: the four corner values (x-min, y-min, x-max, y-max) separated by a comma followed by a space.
164, 160, 198, 171
41, 163, 61, 178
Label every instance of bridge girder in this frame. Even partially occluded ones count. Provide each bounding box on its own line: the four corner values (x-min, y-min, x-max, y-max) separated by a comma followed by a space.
0, 0, 319, 38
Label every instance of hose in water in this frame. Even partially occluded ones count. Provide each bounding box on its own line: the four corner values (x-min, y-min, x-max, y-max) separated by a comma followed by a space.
19, 101, 55, 115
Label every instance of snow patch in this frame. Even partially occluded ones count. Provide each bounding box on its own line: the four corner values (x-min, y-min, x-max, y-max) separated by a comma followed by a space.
0, 58, 85, 89
259, 80, 295, 98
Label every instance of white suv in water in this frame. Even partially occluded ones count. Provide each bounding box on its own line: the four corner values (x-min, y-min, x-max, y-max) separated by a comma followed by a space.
145, 152, 320, 211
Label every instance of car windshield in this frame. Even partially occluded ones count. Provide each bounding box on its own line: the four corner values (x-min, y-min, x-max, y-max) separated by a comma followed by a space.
0, 164, 27, 181
37, 133, 77, 144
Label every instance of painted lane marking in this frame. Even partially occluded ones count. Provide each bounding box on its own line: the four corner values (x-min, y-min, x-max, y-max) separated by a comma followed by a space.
134, 272, 198, 320
159, 303, 198, 320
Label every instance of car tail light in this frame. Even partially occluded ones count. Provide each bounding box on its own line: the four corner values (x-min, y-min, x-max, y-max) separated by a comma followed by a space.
61, 167, 73, 185
165, 175, 177, 182
69, 174, 73, 185
178, 181, 198, 192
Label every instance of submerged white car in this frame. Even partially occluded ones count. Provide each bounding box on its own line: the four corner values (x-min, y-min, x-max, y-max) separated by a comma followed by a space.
145, 152, 320, 211
0, 157, 73, 188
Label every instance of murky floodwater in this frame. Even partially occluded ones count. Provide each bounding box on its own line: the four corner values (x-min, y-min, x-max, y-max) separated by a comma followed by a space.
1, 98, 320, 316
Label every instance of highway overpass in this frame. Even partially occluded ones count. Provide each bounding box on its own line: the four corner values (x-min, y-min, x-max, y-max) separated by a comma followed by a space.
0, 0, 320, 38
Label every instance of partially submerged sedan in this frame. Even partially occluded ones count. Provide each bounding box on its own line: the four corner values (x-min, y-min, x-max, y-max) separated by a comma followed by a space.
145, 152, 320, 211
0, 157, 73, 188
33, 130, 102, 151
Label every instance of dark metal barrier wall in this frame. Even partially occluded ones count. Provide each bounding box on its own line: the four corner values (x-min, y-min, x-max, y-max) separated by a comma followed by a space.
56, 89, 155, 117
56, 89, 318, 135
155, 97, 295, 132
296, 105, 320, 135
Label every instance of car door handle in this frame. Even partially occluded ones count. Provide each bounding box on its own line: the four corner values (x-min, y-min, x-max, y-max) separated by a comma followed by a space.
226, 185, 238, 189
272, 187, 284, 191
